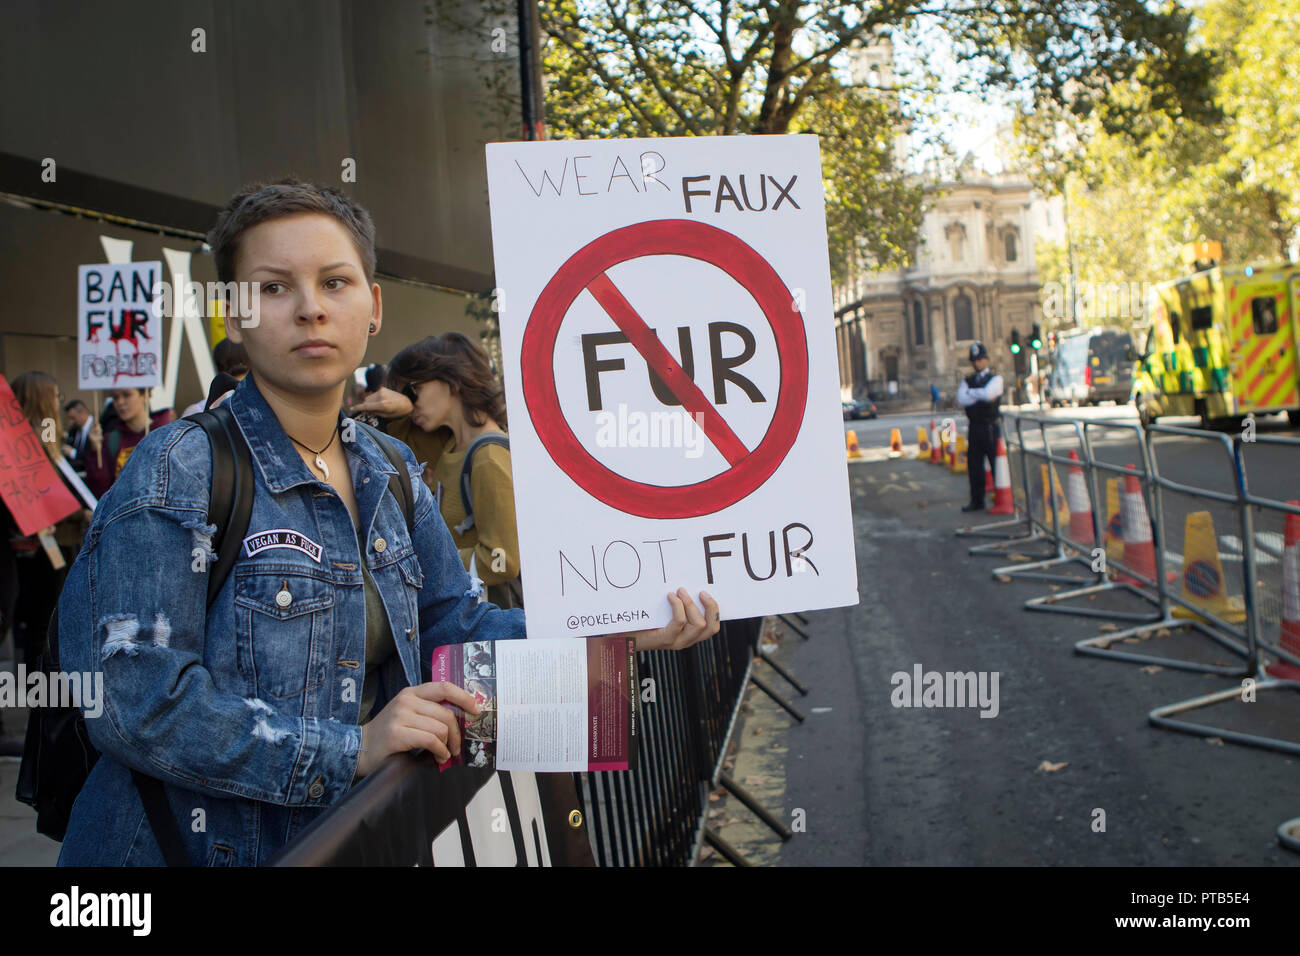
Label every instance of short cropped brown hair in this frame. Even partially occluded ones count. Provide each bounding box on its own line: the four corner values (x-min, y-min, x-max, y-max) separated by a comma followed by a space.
207, 178, 377, 284
389, 332, 507, 430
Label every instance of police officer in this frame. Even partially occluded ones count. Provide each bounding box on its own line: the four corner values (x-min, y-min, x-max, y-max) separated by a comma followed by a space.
957, 341, 1003, 512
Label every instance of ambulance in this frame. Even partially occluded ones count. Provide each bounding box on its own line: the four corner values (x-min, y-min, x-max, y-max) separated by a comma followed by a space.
1131, 242, 1300, 428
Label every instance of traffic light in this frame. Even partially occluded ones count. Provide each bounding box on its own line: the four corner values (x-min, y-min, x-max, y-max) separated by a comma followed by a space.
1030, 323, 1043, 350
1010, 329, 1021, 354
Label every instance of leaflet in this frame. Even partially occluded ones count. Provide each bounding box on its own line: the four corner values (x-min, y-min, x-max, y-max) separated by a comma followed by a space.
431, 637, 638, 772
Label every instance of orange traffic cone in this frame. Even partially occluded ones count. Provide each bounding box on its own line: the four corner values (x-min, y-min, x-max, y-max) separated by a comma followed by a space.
1114, 465, 1156, 586
987, 437, 1015, 515
1170, 512, 1246, 625
846, 430, 861, 459
985, 464, 995, 493
1103, 479, 1124, 565
888, 428, 903, 458
929, 420, 943, 464
1265, 501, 1300, 680
1065, 450, 1095, 546
916, 427, 931, 460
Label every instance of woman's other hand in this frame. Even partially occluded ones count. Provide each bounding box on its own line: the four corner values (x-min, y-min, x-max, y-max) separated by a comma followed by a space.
622, 588, 720, 652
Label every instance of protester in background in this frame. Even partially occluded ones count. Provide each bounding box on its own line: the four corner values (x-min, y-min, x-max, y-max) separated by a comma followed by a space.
1, 373, 90, 673
930, 382, 941, 413
84, 387, 173, 497
61, 399, 94, 476
367, 332, 520, 607
181, 338, 251, 417
956, 341, 1003, 512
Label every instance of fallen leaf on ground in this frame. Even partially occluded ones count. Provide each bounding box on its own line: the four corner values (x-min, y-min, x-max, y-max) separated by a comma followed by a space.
743, 776, 768, 786
1206, 737, 1225, 746
1098, 623, 1119, 632
1139, 665, 1164, 674
1155, 629, 1171, 638
1035, 760, 1069, 773
1008, 553, 1030, 562
996, 574, 1012, 583
1122, 637, 1142, 643
1049, 585, 1062, 592
752, 727, 764, 736
708, 792, 721, 803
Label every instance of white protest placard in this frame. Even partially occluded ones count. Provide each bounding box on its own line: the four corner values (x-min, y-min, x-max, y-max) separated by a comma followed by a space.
77, 262, 163, 390
486, 134, 858, 636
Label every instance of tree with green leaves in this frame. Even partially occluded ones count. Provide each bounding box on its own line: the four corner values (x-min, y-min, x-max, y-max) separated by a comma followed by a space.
535, 1, 1211, 284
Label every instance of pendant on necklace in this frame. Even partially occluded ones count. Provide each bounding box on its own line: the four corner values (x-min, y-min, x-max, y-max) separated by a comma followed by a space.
316, 456, 330, 481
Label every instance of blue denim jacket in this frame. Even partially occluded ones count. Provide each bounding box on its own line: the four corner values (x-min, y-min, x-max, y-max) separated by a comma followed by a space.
56, 377, 525, 866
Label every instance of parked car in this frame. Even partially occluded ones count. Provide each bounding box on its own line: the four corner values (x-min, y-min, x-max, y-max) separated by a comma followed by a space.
842, 400, 878, 420
1046, 327, 1134, 406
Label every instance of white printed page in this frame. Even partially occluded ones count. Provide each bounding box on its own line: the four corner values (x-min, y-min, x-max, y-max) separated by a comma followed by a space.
494, 639, 588, 772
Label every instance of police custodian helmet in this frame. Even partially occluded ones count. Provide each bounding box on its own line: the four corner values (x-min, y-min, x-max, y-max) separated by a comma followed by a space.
969, 341, 989, 362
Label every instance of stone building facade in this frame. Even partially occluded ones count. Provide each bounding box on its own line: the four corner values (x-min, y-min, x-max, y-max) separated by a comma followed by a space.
834, 167, 1059, 402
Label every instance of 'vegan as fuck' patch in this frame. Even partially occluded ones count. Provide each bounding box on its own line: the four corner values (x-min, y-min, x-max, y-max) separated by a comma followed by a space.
242, 529, 323, 562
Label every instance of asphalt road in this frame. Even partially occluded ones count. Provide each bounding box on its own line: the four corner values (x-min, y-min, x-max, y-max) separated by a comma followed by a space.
756, 433, 1300, 866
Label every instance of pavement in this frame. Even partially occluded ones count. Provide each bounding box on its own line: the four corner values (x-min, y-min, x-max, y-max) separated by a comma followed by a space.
702, 424, 1300, 866
0, 635, 60, 866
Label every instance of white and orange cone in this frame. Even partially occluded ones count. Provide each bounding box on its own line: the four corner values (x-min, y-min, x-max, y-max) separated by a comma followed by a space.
987, 437, 1015, 515
929, 420, 943, 464
1114, 465, 1156, 586
1265, 501, 1300, 681
1065, 450, 1095, 546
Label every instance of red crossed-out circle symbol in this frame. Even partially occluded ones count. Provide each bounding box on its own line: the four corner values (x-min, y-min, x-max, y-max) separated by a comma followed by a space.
521, 219, 809, 519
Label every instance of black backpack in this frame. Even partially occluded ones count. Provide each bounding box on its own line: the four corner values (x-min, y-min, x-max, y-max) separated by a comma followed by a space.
14, 406, 414, 865
450, 433, 522, 608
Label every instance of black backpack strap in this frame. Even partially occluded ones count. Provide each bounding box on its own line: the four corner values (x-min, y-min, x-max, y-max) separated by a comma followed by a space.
130, 769, 190, 867
454, 434, 509, 535
129, 407, 254, 866
189, 406, 256, 605
357, 422, 414, 533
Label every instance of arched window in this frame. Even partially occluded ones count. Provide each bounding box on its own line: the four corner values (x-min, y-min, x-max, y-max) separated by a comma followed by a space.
912, 300, 925, 345
953, 293, 974, 341
1004, 231, 1018, 262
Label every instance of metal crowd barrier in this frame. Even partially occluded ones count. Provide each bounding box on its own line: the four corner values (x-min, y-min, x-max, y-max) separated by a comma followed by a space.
576, 614, 803, 866
990, 416, 1105, 584
1075, 423, 1250, 675
1023, 418, 1166, 624
962, 412, 1299, 758
964, 414, 1058, 557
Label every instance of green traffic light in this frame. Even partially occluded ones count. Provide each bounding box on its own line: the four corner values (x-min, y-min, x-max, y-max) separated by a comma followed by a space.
1011, 343, 1020, 354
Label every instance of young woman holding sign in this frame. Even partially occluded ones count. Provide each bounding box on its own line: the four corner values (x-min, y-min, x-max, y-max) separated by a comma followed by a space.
56, 179, 718, 866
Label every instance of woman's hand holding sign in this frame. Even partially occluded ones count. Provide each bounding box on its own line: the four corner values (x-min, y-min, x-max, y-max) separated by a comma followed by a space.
622, 587, 720, 652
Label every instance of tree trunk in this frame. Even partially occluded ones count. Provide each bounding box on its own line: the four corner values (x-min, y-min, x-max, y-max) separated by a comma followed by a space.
756, 4, 796, 134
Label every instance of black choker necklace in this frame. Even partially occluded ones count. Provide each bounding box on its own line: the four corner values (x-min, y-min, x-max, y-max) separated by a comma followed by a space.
286, 426, 339, 480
